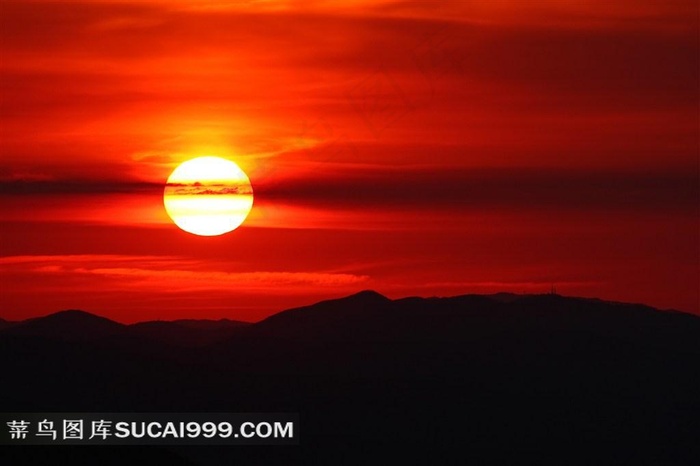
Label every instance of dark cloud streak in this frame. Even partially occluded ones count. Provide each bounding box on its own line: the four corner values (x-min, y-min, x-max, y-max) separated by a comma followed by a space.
0, 180, 162, 195
225, 167, 700, 212
3, 166, 695, 214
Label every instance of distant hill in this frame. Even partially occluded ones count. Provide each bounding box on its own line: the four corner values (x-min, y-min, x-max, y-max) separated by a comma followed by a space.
252, 290, 392, 339
251, 291, 699, 354
1, 291, 699, 465
0, 311, 249, 346
2, 309, 126, 340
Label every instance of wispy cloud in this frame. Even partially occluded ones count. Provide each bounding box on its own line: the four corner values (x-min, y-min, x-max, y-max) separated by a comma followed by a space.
0, 255, 188, 266
0, 254, 369, 292
1, 0, 695, 186
78, 268, 368, 290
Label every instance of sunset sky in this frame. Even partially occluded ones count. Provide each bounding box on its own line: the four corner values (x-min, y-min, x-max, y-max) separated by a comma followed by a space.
1, 0, 697, 322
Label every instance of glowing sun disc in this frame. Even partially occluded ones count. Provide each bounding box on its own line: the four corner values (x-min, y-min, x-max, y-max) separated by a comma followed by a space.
163, 156, 254, 236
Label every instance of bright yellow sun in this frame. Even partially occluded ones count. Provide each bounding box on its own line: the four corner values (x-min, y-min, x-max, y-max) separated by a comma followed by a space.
163, 156, 254, 236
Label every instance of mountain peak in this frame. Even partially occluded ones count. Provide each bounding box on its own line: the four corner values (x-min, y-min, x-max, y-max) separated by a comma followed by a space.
49, 309, 102, 318
346, 290, 390, 303
254, 290, 393, 332
3, 309, 124, 338
39, 309, 121, 325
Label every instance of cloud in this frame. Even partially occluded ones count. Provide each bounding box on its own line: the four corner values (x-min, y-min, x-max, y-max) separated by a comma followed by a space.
1, 0, 695, 192
1, 165, 695, 232
79, 268, 368, 290
0, 255, 186, 266
0, 180, 161, 195
0, 255, 369, 292
256, 166, 699, 213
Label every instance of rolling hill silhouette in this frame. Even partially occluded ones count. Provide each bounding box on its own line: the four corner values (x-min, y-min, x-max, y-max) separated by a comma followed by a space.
1, 311, 250, 347
1, 291, 699, 465
3, 309, 127, 340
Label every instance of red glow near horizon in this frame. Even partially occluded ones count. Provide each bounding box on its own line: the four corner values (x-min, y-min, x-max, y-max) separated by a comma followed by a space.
0, 0, 698, 322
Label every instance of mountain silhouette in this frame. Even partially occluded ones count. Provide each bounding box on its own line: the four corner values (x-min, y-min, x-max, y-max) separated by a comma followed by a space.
0, 311, 249, 346
1, 292, 699, 465
3, 309, 127, 340
252, 289, 392, 339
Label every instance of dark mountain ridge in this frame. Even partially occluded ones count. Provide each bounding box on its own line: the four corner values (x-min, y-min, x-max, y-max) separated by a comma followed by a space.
0, 310, 250, 345
3, 290, 694, 339
3, 309, 126, 339
1, 291, 699, 465
3, 291, 699, 357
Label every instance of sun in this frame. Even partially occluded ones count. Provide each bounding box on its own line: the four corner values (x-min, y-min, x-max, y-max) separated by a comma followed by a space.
163, 156, 254, 236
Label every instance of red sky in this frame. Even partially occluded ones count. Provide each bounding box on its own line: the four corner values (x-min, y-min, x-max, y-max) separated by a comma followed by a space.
1, 0, 698, 322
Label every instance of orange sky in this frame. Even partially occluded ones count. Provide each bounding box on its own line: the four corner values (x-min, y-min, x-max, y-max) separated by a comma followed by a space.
1, 0, 698, 322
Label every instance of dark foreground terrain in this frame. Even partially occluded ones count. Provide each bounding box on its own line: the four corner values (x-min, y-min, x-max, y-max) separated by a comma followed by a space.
1, 291, 699, 465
